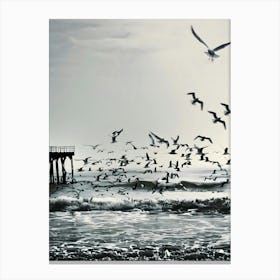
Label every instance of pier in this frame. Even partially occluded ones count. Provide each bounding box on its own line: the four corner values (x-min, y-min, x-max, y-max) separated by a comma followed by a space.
49, 146, 75, 184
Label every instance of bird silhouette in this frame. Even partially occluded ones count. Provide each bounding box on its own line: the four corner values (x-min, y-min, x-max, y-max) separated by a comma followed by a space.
220, 103, 231, 115
195, 145, 208, 155
150, 131, 169, 148
187, 92, 203, 110
191, 25, 230, 61
194, 135, 213, 144
126, 141, 137, 150
111, 129, 123, 143
223, 147, 230, 155
169, 145, 180, 155
86, 144, 100, 150
75, 157, 91, 165
171, 135, 180, 145
208, 111, 226, 129
148, 133, 160, 148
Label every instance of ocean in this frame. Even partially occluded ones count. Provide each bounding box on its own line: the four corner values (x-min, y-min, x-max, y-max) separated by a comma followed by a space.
49, 168, 230, 262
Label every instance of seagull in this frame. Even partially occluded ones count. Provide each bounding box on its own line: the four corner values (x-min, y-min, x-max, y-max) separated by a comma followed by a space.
144, 162, 151, 168
194, 135, 213, 144
181, 161, 191, 167
187, 92, 203, 110
111, 128, 123, 143
148, 133, 160, 148
208, 111, 226, 129
191, 25, 231, 61
195, 145, 208, 155
85, 144, 100, 150
150, 131, 169, 148
75, 157, 91, 165
126, 141, 137, 150
145, 153, 150, 161
223, 147, 230, 155
171, 135, 180, 145
220, 103, 231, 115
169, 145, 180, 155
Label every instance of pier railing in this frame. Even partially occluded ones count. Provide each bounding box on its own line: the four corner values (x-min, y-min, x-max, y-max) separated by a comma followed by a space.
49, 146, 75, 153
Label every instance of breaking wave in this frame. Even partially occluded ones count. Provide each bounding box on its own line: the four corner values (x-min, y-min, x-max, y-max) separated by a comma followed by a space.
49, 196, 230, 214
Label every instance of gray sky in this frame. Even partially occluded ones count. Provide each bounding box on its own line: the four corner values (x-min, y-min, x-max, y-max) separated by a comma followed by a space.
50, 19, 230, 161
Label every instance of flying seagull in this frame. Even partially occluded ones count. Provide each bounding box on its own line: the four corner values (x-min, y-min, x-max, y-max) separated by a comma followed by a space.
194, 135, 213, 144
208, 111, 226, 129
191, 25, 230, 61
220, 103, 231, 115
75, 157, 91, 165
85, 144, 100, 150
150, 131, 169, 148
187, 92, 203, 110
148, 133, 159, 148
171, 135, 180, 145
223, 147, 230, 155
126, 141, 137, 150
111, 128, 123, 143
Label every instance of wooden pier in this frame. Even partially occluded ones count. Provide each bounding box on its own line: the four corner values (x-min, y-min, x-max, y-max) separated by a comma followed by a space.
49, 146, 75, 184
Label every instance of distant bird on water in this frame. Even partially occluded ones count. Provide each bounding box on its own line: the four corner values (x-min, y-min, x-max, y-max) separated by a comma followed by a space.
187, 92, 203, 110
191, 25, 230, 61
220, 103, 231, 115
208, 111, 226, 129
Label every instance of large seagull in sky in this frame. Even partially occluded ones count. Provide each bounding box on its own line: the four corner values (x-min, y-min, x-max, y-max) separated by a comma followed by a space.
191, 25, 230, 61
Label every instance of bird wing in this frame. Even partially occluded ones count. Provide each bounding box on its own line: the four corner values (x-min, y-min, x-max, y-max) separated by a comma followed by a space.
206, 137, 213, 143
150, 131, 162, 141
194, 135, 202, 140
171, 135, 179, 144
144, 162, 150, 168
163, 140, 169, 148
213, 42, 230, 52
187, 92, 196, 99
148, 133, 155, 145
218, 119, 226, 129
146, 153, 150, 161
191, 26, 209, 49
221, 103, 229, 110
208, 111, 217, 118
197, 100, 203, 110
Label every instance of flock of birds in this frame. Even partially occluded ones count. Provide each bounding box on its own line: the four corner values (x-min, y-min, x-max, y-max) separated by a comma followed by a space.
71, 128, 230, 193
65, 25, 231, 194
187, 92, 230, 130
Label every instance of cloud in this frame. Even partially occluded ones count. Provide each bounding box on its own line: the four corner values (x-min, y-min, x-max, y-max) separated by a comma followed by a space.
50, 20, 185, 57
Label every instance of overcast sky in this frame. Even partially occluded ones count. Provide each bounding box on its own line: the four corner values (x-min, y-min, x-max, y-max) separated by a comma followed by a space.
50, 19, 230, 157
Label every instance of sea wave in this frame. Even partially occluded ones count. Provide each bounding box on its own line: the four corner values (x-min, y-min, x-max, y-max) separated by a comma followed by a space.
49, 196, 230, 214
